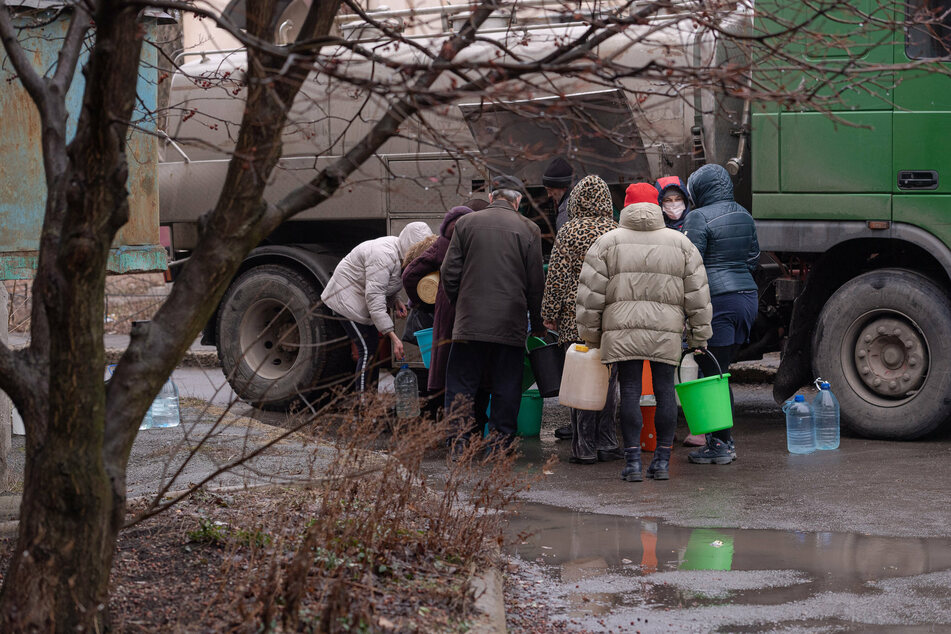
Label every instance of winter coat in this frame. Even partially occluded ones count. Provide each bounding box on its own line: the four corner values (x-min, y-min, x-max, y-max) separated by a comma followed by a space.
321, 222, 433, 335
576, 202, 713, 366
683, 164, 759, 296
655, 175, 691, 232
542, 175, 618, 344
402, 206, 474, 390
554, 188, 572, 234
441, 200, 544, 347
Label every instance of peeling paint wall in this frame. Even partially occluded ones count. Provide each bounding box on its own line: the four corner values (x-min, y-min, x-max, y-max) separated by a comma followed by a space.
0, 9, 165, 279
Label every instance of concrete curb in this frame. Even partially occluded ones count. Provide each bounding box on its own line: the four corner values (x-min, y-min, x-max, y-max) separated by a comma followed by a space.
469, 559, 507, 633
104, 347, 220, 368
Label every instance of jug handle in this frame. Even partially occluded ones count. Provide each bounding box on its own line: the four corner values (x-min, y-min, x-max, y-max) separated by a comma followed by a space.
677, 348, 723, 383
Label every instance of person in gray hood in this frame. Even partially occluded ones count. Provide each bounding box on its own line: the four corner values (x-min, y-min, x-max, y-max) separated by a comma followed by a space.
322, 222, 433, 392
683, 163, 759, 464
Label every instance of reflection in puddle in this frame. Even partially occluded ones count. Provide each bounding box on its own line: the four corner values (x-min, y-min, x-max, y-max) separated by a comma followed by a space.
505, 502, 951, 628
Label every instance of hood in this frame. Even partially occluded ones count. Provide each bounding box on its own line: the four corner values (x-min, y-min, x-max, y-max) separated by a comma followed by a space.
397, 222, 434, 258
439, 206, 474, 239
619, 202, 666, 231
655, 175, 691, 209
686, 164, 735, 207
567, 175, 614, 220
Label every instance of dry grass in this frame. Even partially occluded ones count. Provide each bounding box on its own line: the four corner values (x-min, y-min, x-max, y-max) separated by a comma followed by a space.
108, 390, 552, 632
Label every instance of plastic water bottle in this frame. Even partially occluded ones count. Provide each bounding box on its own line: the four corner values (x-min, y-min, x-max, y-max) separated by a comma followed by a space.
395, 364, 420, 419
813, 382, 840, 450
783, 394, 815, 454
676, 353, 699, 406
149, 377, 181, 428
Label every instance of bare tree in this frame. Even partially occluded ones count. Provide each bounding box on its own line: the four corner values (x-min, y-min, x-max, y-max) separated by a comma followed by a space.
0, 0, 949, 628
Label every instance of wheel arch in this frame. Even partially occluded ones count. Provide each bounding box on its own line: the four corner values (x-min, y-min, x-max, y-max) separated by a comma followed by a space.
202, 245, 342, 346
770, 225, 951, 404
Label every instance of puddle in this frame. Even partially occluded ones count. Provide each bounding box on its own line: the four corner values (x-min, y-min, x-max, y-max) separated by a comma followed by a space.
505, 502, 951, 631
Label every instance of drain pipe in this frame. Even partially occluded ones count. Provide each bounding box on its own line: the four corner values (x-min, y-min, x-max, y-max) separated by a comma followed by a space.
726, 98, 751, 176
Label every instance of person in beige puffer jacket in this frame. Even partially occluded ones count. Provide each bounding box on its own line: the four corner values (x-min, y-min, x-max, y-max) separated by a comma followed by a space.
576, 183, 712, 482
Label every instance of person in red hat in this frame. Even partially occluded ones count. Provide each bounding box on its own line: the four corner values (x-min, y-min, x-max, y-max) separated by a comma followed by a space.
576, 183, 712, 482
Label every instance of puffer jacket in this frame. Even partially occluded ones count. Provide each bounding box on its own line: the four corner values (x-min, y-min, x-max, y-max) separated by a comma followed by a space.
542, 175, 618, 344
321, 222, 433, 334
576, 202, 712, 365
683, 164, 759, 296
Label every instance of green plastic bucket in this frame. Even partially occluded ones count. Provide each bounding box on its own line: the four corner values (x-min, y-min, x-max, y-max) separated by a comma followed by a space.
679, 529, 734, 571
517, 389, 543, 437
484, 389, 543, 437
674, 350, 733, 435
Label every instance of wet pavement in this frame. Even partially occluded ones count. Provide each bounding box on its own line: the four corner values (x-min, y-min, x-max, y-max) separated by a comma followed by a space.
139, 367, 951, 630
505, 502, 951, 631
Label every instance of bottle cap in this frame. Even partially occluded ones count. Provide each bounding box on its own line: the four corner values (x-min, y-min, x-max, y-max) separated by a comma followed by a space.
821, 382, 830, 389
794, 394, 805, 402
400, 363, 409, 370
574, 344, 589, 353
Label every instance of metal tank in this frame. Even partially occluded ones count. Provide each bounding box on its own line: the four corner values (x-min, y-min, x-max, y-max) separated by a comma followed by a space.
158, 2, 752, 408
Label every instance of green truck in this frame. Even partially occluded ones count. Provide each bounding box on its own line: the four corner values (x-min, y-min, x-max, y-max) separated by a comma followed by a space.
160, 1, 951, 438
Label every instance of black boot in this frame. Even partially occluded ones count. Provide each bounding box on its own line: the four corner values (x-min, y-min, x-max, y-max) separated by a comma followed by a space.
620, 448, 643, 482
646, 446, 671, 480
554, 424, 573, 440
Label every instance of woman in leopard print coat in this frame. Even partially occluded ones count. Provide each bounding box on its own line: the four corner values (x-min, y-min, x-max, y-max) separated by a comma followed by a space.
542, 175, 618, 344
542, 174, 621, 464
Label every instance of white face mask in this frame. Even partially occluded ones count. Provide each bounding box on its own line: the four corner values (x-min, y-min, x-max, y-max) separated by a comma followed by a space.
663, 200, 686, 220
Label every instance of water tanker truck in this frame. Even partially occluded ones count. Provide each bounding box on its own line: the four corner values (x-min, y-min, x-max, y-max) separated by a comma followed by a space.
159, 1, 951, 440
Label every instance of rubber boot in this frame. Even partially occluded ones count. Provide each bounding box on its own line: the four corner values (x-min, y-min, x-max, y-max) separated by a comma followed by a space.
620, 447, 643, 482
646, 446, 671, 480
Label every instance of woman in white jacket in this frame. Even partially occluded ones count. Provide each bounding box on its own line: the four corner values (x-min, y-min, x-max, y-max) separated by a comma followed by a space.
322, 222, 433, 392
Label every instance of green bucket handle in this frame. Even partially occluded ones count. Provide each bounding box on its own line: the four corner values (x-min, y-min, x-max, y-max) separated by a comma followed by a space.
676, 348, 722, 383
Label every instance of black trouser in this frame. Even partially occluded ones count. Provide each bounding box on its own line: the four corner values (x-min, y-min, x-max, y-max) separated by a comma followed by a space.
339, 317, 380, 393
570, 363, 619, 460
617, 360, 677, 450
444, 341, 522, 441
696, 344, 738, 443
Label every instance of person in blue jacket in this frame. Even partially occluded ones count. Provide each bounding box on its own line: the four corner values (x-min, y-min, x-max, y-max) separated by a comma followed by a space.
682, 164, 759, 465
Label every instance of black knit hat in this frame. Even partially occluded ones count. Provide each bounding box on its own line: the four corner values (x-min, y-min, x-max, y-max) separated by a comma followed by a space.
542, 157, 573, 188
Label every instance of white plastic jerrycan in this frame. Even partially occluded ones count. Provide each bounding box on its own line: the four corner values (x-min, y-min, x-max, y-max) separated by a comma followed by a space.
559, 344, 610, 410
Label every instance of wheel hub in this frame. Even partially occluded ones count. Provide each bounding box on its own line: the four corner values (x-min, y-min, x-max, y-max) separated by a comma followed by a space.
239, 299, 301, 381
853, 317, 927, 398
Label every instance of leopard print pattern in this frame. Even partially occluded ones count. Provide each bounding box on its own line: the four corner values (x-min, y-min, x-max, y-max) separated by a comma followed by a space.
542, 175, 618, 344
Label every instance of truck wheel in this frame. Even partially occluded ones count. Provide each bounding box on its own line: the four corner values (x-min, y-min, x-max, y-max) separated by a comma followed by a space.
217, 264, 344, 410
812, 269, 951, 439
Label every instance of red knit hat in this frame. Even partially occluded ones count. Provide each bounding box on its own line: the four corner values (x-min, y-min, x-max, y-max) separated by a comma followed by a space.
624, 182, 660, 207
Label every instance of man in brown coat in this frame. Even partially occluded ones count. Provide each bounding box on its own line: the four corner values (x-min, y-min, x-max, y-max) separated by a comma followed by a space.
441, 175, 545, 454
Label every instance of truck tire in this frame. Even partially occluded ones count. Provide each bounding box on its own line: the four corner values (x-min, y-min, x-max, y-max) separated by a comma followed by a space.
217, 264, 345, 410
812, 269, 951, 439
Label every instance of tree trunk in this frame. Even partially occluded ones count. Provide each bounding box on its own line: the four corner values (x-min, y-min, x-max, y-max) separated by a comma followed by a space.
2, 432, 119, 630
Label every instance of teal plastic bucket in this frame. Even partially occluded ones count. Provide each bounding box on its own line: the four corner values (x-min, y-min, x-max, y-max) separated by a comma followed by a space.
414, 328, 433, 369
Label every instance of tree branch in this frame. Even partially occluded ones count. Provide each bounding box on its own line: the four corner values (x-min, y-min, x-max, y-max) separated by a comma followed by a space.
0, 3, 49, 105
51, 3, 93, 95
